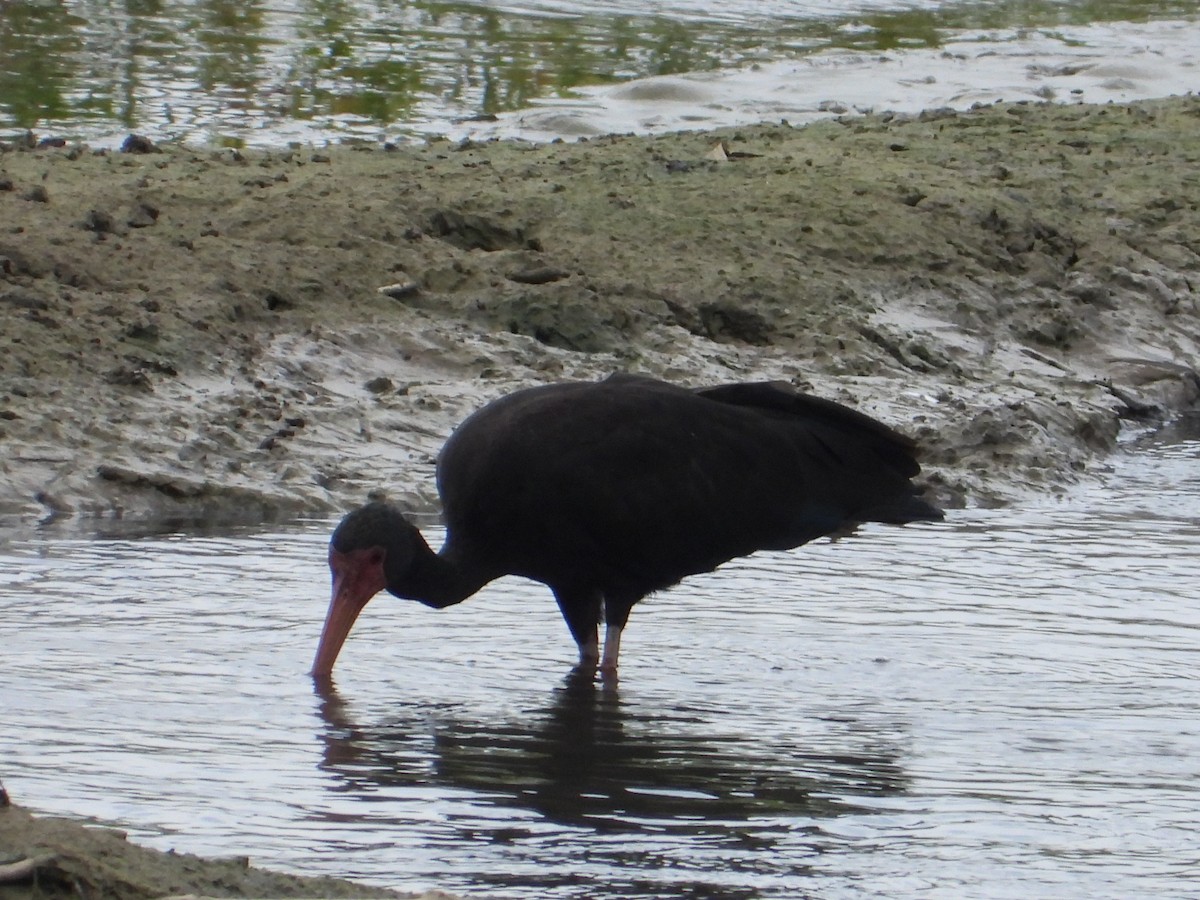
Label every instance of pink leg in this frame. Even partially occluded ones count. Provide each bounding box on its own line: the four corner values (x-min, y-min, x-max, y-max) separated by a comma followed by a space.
600, 624, 622, 673
578, 634, 599, 668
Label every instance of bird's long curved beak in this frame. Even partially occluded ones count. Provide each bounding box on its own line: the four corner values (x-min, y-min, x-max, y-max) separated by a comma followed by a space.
312, 574, 362, 678
311, 550, 383, 678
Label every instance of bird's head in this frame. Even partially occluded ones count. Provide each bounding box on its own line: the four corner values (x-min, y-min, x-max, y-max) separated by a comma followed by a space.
312, 502, 420, 679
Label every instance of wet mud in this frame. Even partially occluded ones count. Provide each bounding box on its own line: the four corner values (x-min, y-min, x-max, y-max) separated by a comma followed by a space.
2, 98, 1199, 527
0, 793, 447, 899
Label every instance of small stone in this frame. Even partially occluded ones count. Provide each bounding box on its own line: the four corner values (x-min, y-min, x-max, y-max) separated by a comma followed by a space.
106, 366, 154, 391
507, 266, 569, 286
264, 291, 294, 311
127, 203, 159, 228
125, 321, 160, 341
377, 281, 420, 299
84, 209, 117, 233
121, 134, 160, 154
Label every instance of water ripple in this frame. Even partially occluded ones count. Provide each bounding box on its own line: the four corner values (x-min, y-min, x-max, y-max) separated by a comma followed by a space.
2, 441, 1199, 898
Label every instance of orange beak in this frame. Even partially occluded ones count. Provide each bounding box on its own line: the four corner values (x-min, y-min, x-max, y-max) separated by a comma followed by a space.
311, 547, 387, 678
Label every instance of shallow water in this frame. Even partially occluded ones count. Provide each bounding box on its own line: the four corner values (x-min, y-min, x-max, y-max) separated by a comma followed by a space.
3, 436, 1200, 899
1, 0, 1196, 146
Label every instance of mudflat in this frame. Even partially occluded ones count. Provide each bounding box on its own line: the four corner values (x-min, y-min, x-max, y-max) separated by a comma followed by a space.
2, 97, 1198, 527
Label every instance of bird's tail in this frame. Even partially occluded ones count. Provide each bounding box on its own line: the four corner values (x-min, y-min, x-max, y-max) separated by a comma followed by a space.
862, 492, 944, 525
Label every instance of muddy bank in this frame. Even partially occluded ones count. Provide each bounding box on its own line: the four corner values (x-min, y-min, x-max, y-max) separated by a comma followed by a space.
1, 96, 1199, 528
0, 796, 451, 900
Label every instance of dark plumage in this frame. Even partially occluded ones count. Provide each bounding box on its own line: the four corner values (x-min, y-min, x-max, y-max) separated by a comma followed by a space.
313, 374, 942, 678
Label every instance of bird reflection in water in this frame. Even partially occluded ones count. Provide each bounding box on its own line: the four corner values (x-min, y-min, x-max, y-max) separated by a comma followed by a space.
312, 672, 909, 837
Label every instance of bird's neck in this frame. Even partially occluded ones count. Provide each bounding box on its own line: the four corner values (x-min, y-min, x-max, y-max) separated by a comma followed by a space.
388, 535, 495, 609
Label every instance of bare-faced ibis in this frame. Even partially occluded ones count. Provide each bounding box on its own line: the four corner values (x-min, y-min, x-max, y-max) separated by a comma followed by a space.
313, 374, 942, 678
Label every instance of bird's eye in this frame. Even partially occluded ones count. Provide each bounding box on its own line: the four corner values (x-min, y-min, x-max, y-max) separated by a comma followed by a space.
368, 548, 385, 566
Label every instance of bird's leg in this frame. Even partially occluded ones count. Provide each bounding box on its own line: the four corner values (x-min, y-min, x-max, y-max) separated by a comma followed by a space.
579, 634, 600, 669
600, 592, 637, 676
600, 624, 622, 674
553, 587, 602, 669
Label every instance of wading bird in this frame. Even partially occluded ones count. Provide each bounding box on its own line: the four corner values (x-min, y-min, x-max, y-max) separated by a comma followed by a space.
313, 374, 941, 679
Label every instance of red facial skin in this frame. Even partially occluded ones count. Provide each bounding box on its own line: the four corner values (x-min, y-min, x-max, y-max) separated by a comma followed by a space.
311, 545, 387, 678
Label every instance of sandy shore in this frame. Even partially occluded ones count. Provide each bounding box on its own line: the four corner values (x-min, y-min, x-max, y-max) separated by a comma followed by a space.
2, 96, 1199, 896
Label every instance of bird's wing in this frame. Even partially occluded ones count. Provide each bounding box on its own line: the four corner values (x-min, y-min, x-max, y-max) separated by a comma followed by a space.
437, 377, 937, 596
693, 381, 921, 477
